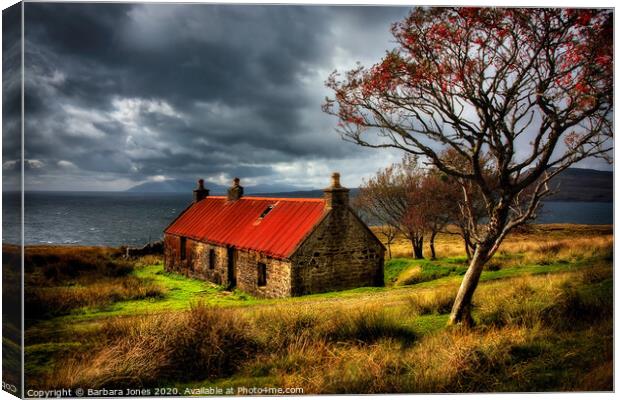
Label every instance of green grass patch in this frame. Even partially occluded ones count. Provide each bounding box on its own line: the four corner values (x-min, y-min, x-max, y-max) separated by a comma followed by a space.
384, 258, 416, 285
479, 260, 591, 282
389, 258, 467, 286
411, 314, 450, 335
67, 264, 258, 319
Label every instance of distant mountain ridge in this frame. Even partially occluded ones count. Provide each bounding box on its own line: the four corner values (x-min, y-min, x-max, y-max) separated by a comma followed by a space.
126, 179, 312, 195
126, 168, 612, 202
237, 168, 613, 203
545, 168, 612, 202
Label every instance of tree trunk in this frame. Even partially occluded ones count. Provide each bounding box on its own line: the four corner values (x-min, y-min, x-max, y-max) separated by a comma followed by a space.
448, 243, 491, 326
463, 231, 472, 261
464, 242, 472, 262
386, 242, 392, 259
412, 237, 424, 259
429, 231, 437, 260
450, 202, 510, 326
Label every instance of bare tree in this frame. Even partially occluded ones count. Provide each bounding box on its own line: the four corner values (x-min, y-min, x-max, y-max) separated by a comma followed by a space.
324, 8, 612, 326
355, 155, 427, 259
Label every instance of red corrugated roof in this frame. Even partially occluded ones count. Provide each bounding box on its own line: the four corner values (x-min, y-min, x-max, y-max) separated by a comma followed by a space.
165, 196, 327, 259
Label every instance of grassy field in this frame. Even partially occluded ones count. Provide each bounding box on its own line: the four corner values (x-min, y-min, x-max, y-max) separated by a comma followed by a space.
21, 224, 613, 393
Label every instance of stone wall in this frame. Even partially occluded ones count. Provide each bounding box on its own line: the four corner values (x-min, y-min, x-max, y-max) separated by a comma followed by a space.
188, 240, 230, 285
235, 250, 292, 298
163, 234, 182, 272
290, 207, 384, 295
163, 234, 292, 298
164, 235, 229, 286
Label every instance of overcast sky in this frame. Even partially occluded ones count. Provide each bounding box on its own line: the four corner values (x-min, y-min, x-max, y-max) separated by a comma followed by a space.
2, 3, 612, 191
1, 3, 409, 191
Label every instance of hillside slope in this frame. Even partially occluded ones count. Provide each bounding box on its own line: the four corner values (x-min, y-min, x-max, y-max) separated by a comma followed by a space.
259, 168, 613, 202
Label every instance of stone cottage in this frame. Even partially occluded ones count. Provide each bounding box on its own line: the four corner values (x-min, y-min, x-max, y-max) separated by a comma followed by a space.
163, 173, 385, 298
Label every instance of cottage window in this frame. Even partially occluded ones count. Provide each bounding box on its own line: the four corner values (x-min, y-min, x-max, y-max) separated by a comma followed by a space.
257, 262, 267, 287
209, 249, 216, 269
180, 237, 187, 260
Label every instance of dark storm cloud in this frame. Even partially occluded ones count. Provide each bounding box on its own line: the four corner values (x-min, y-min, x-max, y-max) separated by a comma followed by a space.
2, 3, 23, 191
22, 3, 412, 190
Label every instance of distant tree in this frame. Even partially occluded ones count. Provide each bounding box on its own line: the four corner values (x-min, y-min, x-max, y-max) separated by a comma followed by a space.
324, 8, 612, 326
355, 155, 426, 259
380, 224, 399, 259
409, 171, 456, 260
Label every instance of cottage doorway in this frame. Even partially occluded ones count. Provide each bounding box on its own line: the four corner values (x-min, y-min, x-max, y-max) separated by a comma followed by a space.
227, 247, 236, 289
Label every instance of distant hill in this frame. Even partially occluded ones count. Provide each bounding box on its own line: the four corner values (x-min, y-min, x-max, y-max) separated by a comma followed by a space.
254, 168, 612, 203
126, 168, 611, 202
126, 179, 311, 195
546, 168, 612, 202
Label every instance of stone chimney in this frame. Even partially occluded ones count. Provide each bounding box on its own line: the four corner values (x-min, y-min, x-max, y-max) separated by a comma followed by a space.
227, 177, 244, 201
323, 172, 349, 210
193, 179, 209, 202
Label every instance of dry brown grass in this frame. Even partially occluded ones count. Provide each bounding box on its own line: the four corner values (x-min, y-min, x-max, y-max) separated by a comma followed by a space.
134, 254, 163, 268
475, 264, 613, 330
375, 224, 613, 266
25, 277, 166, 319
24, 245, 132, 285
38, 264, 612, 392
43, 304, 257, 389
41, 303, 416, 390
407, 286, 458, 316
253, 305, 417, 348
272, 324, 542, 393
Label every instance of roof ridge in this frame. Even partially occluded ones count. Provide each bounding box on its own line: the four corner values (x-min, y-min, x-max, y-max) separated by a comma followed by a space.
206, 196, 324, 202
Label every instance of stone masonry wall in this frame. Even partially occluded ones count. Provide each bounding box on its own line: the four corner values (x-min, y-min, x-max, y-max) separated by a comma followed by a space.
163, 234, 292, 298
187, 241, 230, 285
290, 208, 384, 296
164, 234, 229, 286
235, 250, 292, 298
163, 234, 182, 272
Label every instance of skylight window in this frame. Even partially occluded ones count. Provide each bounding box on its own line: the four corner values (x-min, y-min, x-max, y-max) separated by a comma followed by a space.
259, 205, 274, 219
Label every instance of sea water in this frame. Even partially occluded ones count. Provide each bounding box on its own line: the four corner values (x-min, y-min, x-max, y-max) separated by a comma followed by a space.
1, 191, 613, 247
